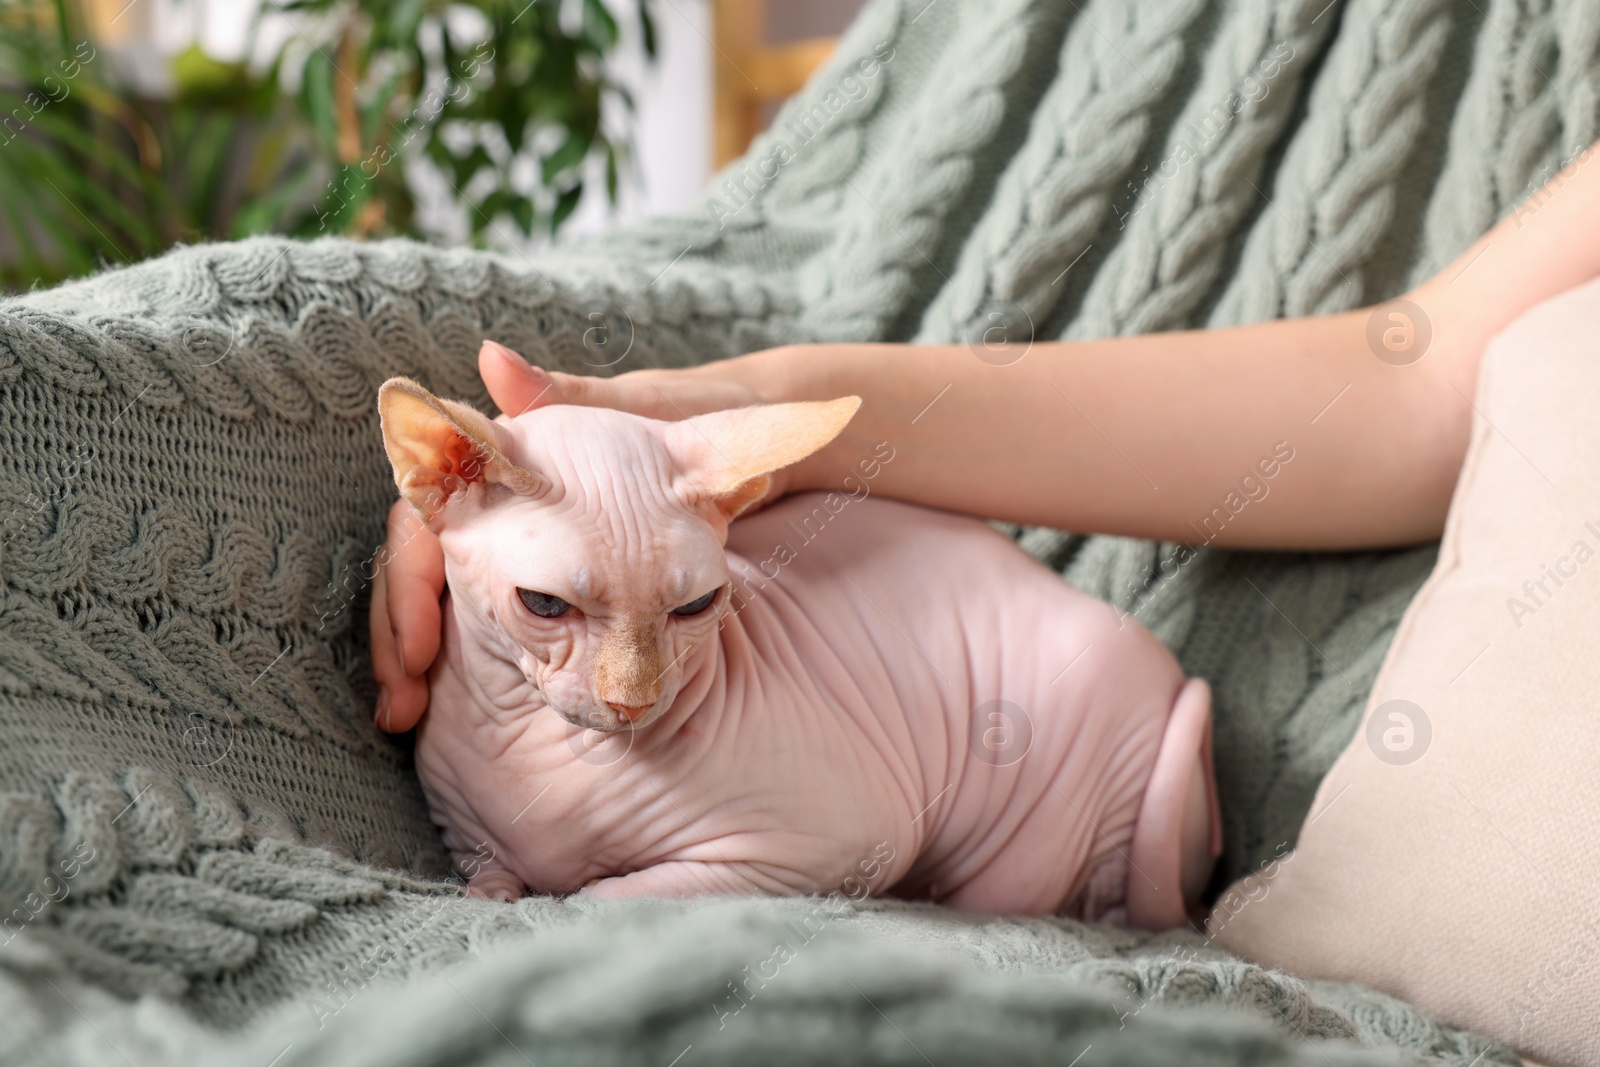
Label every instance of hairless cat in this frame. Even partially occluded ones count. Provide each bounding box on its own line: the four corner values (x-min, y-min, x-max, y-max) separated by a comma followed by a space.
379, 376, 1221, 927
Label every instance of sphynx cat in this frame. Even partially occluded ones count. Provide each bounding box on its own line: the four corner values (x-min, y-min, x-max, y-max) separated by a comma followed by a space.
378, 376, 1222, 928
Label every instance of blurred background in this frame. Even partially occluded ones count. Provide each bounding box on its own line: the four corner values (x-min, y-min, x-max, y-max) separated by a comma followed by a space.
0, 0, 865, 293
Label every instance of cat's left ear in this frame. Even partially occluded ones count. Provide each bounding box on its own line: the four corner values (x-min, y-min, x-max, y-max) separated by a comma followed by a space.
667, 396, 862, 522
379, 377, 546, 523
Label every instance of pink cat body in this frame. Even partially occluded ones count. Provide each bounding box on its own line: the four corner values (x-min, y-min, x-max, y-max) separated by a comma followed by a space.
379, 380, 1222, 926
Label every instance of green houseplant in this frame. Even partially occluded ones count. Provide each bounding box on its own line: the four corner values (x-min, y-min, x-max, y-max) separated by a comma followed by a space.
0, 0, 654, 291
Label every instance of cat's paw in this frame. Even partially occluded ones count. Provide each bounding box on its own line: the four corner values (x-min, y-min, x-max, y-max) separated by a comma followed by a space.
575, 875, 633, 900
576, 861, 754, 900
465, 869, 527, 902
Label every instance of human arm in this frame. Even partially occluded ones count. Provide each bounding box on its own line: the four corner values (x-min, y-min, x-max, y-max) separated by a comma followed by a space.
649, 316, 1459, 551
373, 314, 1439, 731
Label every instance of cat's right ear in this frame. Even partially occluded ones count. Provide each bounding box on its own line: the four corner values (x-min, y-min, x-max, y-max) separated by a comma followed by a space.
378, 377, 546, 523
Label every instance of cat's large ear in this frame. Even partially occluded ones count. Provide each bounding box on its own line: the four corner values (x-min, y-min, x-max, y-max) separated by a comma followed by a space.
667, 397, 862, 522
378, 377, 546, 523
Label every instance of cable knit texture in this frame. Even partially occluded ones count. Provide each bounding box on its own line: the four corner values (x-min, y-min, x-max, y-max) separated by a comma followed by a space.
0, 0, 1579, 1063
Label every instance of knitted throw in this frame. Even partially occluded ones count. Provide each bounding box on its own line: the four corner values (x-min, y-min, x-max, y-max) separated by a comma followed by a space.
0, 1, 1582, 1063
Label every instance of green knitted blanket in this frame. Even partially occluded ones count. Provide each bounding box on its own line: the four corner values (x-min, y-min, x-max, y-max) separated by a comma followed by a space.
0, 0, 1582, 1063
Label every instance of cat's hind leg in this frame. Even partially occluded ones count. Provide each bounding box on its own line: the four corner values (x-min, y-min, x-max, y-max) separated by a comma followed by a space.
1125, 676, 1221, 930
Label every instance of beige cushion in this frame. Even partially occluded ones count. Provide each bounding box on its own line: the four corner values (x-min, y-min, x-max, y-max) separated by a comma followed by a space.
1207, 276, 1600, 1067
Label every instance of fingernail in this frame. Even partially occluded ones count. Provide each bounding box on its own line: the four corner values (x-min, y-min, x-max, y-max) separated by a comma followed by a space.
395, 631, 411, 675
375, 689, 390, 728
483, 339, 532, 370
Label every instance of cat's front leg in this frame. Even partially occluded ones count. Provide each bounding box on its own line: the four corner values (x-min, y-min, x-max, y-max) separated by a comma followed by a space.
449, 835, 527, 902
459, 849, 528, 902
465, 866, 527, 902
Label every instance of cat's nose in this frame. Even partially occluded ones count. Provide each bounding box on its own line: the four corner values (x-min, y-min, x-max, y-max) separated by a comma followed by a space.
607, 702, 653, 723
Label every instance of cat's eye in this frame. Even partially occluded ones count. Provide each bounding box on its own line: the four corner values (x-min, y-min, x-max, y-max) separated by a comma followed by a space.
671, 589, 718, 617
518, 589, 571, 619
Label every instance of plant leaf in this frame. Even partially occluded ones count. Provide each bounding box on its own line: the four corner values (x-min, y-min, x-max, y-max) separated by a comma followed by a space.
299, 48, 339, 153
637, 0, 657, 57
540, 129, 591, 184
551, 182, 582, 231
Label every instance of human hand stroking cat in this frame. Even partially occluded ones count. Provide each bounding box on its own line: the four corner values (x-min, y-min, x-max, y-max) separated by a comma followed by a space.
378, 376, 1221, 927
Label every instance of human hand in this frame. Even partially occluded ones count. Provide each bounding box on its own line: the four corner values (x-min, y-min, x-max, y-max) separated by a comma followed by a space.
370, 496, 440, 733
479, 339, 769, 421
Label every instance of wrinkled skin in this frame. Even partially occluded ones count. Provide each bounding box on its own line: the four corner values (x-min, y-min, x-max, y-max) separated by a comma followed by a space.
391, 395, 1219, 924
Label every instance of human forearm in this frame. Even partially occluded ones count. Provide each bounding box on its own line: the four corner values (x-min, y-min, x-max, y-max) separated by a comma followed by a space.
735, 315, 1470, 550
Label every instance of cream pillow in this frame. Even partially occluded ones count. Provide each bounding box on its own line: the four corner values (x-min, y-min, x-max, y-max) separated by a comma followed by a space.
1207, 276, 1600, 1067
